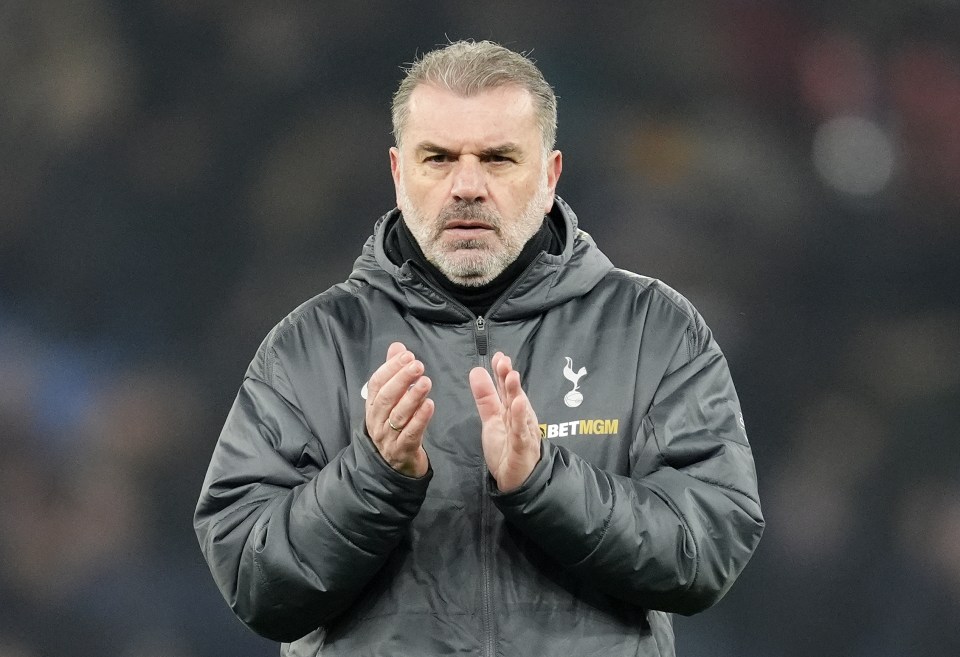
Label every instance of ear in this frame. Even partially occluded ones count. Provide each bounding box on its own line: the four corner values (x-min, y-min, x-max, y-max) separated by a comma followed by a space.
389, 147, 402, 208
544, 149, 563, 212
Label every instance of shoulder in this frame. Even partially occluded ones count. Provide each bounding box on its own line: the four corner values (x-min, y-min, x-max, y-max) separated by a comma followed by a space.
247, 281, 370, 385
602, 269, 699, 322
597, 268, 712, 358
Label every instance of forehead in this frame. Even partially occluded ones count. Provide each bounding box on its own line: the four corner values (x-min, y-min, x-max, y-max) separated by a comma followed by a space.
403, 83, 540, 149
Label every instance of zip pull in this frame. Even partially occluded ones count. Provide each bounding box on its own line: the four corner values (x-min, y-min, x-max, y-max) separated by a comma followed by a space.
475, 315, 488, 356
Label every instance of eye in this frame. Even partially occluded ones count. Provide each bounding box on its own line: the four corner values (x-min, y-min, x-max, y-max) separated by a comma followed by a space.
483, 154, 515, 166
424, 153, 453, 164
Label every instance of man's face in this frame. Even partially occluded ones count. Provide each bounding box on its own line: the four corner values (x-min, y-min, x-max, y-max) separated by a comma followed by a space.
390, 84, 562, 286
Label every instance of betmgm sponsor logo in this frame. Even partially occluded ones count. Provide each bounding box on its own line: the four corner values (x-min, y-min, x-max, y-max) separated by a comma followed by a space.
539, 418, 619, 439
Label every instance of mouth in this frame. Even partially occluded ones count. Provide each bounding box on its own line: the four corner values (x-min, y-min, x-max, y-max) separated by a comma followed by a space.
441, 220, 496, 239
444, 219, 494, 230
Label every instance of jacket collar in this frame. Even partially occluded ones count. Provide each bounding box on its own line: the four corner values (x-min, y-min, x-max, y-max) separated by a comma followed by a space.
348, 196, 614, 323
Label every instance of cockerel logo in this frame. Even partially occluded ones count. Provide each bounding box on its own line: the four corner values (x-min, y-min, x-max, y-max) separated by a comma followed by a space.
562, 357, 587, 408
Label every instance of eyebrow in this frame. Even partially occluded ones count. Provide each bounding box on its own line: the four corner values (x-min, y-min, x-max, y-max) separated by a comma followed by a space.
415, 142, 452, 156
415, 142, 524, 158
480, 144, 522, 158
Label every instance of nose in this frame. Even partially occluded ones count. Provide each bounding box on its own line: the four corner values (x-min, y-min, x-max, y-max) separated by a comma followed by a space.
450, 157, 486, 203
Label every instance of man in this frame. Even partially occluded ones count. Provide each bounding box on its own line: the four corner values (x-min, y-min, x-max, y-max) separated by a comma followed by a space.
195, 40, 763, 656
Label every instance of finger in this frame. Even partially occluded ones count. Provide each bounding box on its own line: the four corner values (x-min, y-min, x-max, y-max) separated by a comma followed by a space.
507, 390, 541, 466
503, 368, 523, 396
469, 366, 502, 423
500, 363, 520, 423
367, 349, 414, 405
488, 353, 499, 398
490, 352, 506, 397
374, 358, 424, 419
368, 349, 412, 399
397, 396, 435, 447
394, 398, 435, 478
508, 395, 530, 454
365, 350, 415, 440
382, 396, 433, 478
386, 375, 432, 432
505, 368, 538, 435
495, 354, 513, 408
493, 352, 510, 385
386, 341, 406, 360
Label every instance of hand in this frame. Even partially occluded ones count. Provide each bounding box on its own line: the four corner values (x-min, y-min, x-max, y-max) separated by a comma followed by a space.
365, 342, 434, 477
469, 352, 542, 492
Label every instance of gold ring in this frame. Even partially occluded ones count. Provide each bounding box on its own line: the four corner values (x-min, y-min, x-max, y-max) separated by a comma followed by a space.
388, 418, 404, 431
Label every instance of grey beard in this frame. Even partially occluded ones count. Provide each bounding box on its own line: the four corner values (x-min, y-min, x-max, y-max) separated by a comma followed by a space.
397, 169, 550, 286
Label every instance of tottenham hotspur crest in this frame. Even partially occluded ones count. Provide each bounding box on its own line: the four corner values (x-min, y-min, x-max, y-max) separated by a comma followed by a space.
562, 357, 587, 408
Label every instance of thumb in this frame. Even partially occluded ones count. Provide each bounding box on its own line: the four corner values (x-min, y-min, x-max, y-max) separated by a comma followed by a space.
469, 367, 502, 423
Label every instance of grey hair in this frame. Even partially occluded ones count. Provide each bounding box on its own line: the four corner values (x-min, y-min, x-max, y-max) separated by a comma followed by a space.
391, 40, 558, 153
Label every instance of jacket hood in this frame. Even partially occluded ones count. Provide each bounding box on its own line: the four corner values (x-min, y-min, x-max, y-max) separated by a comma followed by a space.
347, 196, 614, 323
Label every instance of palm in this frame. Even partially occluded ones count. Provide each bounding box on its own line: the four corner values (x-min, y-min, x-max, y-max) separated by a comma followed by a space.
469, 353, 541, 491
479, 402, 512, 480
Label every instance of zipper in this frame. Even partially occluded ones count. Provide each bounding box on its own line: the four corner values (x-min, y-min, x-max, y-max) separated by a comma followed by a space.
475, 312, 495, 657
408, 259, 546, 657
474, 315, 488, 364
480, 468, 496, 657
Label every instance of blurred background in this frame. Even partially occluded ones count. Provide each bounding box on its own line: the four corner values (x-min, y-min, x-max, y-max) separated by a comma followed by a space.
1, 1, 959, 655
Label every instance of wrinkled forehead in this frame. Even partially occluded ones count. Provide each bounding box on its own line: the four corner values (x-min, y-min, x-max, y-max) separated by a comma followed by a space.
401, 83, 541, 150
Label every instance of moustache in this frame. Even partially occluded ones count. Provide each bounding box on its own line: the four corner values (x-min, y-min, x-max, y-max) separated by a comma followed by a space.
437, 201, 502, 229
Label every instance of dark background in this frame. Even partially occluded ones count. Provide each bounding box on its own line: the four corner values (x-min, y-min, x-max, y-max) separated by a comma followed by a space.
2, 1, 959, 655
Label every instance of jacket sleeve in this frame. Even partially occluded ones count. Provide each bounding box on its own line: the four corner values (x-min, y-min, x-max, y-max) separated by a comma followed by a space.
193, 345, 431, 642
491, 310, 763, 615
